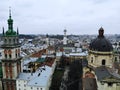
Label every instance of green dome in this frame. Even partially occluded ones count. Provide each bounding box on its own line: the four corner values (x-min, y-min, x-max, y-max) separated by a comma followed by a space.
5, 29, 17, 36
4, 9, 18, 36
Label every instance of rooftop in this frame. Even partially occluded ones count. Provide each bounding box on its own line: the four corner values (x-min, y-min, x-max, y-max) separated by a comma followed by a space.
95, 66, 120, 82
18, 65, 52, 87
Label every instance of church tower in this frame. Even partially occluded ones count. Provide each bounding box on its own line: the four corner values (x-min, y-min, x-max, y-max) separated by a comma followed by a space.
1, 8, 22, 90
63, 29, 67, 45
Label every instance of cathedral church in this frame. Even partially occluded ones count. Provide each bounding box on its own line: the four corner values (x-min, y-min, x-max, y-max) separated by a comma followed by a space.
86, 27, 120, 90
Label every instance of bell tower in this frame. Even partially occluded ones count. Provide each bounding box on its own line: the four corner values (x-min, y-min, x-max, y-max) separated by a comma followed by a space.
1, 8, 22, 90
63, 29, 67, 45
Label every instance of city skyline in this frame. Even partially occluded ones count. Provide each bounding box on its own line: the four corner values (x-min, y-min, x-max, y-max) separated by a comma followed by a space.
0, 0, 120, 35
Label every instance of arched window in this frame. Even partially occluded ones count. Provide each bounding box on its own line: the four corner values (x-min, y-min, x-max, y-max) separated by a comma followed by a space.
91, 57, 93, 63
102, 59, 106, 65
15, 49, 17, 58
9, 54, 12, 58
8, 50, 12, 58
4, 39, 7, 44
9, 39, 11, 44
13, 39, 15, 44
115, 57, 117, 62
5, 54, 7, 59
17, 39, 19, 43
16, 54, 17, 58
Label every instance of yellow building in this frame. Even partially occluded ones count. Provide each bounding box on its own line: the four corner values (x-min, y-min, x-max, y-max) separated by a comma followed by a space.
88, 27, 113, 68
87, 27, 120, 90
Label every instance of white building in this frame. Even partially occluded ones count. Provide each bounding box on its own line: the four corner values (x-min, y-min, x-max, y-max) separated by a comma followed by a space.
63, 29, 68, 45
17, 65, 54, 90
16, 58, 56, 90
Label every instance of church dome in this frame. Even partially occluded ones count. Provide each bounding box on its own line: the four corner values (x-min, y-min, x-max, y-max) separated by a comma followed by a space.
89, 27, 113, 52
5, 30, 17, 36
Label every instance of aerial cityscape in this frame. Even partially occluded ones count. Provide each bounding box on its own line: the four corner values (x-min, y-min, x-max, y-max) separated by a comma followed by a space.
0, 0, 120, 90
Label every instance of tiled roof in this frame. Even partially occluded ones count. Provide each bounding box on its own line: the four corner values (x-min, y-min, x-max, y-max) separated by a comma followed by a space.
95, 66, 120, 82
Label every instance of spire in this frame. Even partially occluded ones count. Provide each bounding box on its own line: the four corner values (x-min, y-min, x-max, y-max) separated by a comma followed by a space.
8, 7, 13, 30
64, 29, 67, 37
63, 28, 67, 45
4, 7, 17, 36
2, 27, 5, 35
9, 7, 11, 19
46, 34, 49, 38
17, 27, 19, 35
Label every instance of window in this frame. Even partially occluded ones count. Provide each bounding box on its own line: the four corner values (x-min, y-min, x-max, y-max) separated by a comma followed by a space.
102, 59, 106, 65
9, 54, 12, 58
9, 39, 11, 44
5, 54, 7, 58
115, 57, 117, 61
13, 39, 15, 43
18, 53, 20, 57
91, 57, 93, 63
101, 82, 104, 85
40, 88, 42, 90
16, 54, 17, 58
91, 60, 93, 63
24, 84, 26, 87
31, 87, 33, 89
117, 83, 120, 86
17, 39, 19, 43
4, 39, 7, 43
0, 53, 2, 57
108, 82, 113, 87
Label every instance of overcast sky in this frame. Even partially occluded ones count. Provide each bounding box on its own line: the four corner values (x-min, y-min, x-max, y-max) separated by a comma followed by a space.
0, 0, 120, 35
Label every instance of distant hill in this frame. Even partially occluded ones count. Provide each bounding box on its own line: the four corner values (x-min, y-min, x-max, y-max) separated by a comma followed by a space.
0, 33, 36, 39
19, 34, 36, 39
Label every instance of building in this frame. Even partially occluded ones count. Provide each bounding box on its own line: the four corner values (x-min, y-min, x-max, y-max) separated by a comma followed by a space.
1, 9, 22, 90
16, 55, 56, 90
17, 65, 53, 90
82, 71, 97, 90
87, 27, 120, 90
88, 27, 113, 68
63, 29, 68, 45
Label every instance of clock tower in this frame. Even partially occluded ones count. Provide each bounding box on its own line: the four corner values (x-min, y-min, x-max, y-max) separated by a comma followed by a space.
1, 9, 22, 90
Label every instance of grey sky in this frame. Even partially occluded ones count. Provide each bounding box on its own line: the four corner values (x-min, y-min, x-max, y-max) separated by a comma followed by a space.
0, 0, 120, 35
